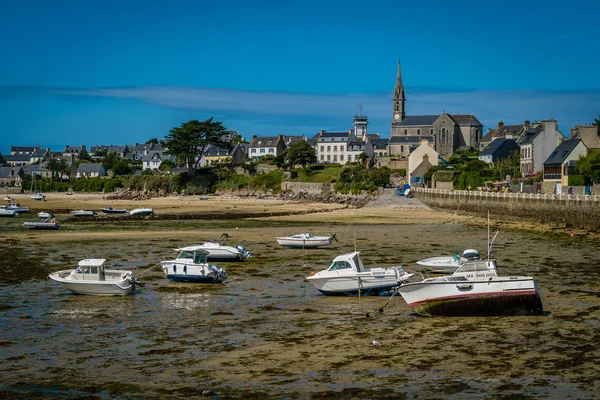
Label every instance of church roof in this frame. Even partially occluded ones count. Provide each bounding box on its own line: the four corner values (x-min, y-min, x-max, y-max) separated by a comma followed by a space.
394, 115, 439, 126
389, 136, 434, 144
451, 114, 482, 126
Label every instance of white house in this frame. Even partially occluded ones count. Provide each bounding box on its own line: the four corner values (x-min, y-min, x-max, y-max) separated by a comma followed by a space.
142, 151, 176, 171
316, 131, 357, 164
76, 163, 106, 178
408, 139, 439, 186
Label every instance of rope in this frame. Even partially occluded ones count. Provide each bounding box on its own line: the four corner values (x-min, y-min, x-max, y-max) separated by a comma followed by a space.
135, 263, 162, 277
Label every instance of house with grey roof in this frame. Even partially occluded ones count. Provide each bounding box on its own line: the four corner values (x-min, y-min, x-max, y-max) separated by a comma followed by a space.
0, 166, 25, 186
370, 138, 390, 157
90, 145, 129, 158
129, 143, 154, 161
388, 136, 434, 158
3, 153, 32, 167
346, 140, 373, 164
569, 124, 600, 150
63, 145, 87, 158
314, 131, 357, 164
248, 135, 287, 161
543, 139, 587, 190
480, 121, 527, 151
23, 163, 52, 179
10, 145, 39, 155
479, 138, 520, 164
142, 151, 176, 171
76, 163, 106, 178
29, 147, 50, 164
518, 119, 565, 176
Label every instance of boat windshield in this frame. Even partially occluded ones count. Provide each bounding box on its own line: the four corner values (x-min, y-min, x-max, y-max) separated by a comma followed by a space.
456, 261, 493, 273
177, 251, 195, 260
329, 260, 352, 271
193, 252, 207, 264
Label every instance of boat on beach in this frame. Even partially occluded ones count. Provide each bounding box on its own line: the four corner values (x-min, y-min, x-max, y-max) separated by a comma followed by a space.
38, 211, 52, 219
71, 210, 97, 217
276, 233, 337, 248
24, 215, 60, 230
5, 202, 30, 214
161, 247, 227, 283
416, 249, 481, 274
0, 207, 18, 217
129, 208, 154, 216
306, 251, 414, 296
48, 258, 143, 295
101, 207, 128, 214
31, 192, 46, 201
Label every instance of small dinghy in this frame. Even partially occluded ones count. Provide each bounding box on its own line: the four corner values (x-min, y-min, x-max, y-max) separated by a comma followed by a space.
49, 259, 144, 295
0, 207, 18, 217
276, 233, 337, 248
71, 210, 97, 217
24, 215, 60, 230
101, 207, 127, 214
161, 247, 227, 283
129, 208, 154, 216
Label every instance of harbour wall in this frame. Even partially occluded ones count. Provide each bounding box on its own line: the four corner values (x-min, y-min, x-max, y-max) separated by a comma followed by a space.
414, 188, 600, 232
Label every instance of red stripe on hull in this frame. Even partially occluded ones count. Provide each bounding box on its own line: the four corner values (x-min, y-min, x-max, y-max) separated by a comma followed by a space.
408, 289, 539, 308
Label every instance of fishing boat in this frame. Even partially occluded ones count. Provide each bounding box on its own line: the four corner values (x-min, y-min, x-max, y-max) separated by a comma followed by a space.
276, 233, 337, 248
5, 202, 30, 214
397, 212, 543, 316
71, 210, 97, 217
306, 251, 414, 296
0, 207, 18, 217
191, 233, 251, 261
416, 249, 481, 274
101, 207, 128, 214
48, 259, 143, 295
129, 208, 154, 216
160, 247, 227, 283
24, 215, 60, 230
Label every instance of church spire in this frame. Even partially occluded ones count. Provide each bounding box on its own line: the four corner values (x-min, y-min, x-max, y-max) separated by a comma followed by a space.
393, 60, 405, 121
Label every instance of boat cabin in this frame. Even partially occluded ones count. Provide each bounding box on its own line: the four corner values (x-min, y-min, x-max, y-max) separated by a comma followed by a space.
454, 260, 497, 276
71, 259, 108, 281
327, 252, 365, 273
175, 248, 209, 264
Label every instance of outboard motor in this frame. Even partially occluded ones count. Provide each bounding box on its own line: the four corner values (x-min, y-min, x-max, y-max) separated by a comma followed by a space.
236, 245, 251, 260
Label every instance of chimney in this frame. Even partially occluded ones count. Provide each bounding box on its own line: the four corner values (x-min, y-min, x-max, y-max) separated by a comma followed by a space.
524, 120, 530, 128
498, 121, 504, 128
420, 138, 429, 146
252, 135, 257, 140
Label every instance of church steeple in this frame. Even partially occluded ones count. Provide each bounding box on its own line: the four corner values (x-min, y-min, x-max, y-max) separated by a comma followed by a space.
392, 60, 405, 122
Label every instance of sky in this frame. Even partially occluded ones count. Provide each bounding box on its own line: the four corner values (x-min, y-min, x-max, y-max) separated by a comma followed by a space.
1, 0, 600, 154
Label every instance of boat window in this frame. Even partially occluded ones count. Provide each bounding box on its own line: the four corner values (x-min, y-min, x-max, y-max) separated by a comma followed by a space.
90, 266, 97, 274
76, 266, 89, 274
329, 261, 351, 271
177, 251, 194, 260
193, 252, 207, 263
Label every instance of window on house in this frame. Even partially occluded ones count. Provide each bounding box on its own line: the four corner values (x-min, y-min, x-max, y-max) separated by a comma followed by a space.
355, 155, 359, 161
260, 148, 265, 153
327, 146, 331, 151
333, 155, 337, 162
327, 155, 331, 161
251, 148, 256, 153
401, 145, 404, 152
431, 129, 434, 135
268, 148, 274, 153
417, 129, 420, 135
320, 155, 324, 161
320, 146, 324, 152
334, 145, 337, 152
404, 129, 408, 135
340, 155, 344, 161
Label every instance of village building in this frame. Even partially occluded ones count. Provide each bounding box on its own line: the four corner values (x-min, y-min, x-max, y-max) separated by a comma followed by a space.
76, 163, 106, 178
407, 139, 439, 187
569, 124, 600, 150
248, 135, 287, 161
518, 119, 565, 176
479, 137, 520, 164
315, 131, 357, 164
543, 139, 588, 193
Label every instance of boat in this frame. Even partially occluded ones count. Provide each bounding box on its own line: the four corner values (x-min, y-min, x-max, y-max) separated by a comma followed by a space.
24, 216, 60, 230
129, 208, 154, 216
71, 210, 97, 217
4, 196, 14, 202
416, 249, 481, 274
0, 207, 18, 217
5, 202, 30, 213
160, 247, 227, 283
48, 258, 143, 295
31, 192, 46, 201
191, 234, 251, 261
276, 233, 337, 248
305, 251, 414, 296
396, 259, 543, 316
101, 207, 128, 214
38, 211, 52, 219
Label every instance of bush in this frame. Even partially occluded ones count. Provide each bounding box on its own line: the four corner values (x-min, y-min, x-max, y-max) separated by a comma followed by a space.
568, 175, 585, 186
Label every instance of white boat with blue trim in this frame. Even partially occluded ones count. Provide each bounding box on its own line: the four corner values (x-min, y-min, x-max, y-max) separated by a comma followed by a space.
416, 249, 481, 274
276, 233, 337, 248
306, 251, 414, 296
161, 247, 227, 283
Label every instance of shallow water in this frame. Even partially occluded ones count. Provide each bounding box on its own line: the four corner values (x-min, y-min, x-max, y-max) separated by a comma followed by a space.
1, 221, 600, 399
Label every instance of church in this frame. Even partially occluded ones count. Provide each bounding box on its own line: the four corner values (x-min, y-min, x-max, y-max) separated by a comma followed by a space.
389, 62, 482, 157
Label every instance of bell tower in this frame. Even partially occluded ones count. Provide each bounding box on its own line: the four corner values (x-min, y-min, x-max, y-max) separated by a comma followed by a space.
392, 60, 405, 123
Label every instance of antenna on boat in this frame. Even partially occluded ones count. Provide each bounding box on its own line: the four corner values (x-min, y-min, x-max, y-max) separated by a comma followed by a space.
487, 210, 499, 261
354, 230, 357, 252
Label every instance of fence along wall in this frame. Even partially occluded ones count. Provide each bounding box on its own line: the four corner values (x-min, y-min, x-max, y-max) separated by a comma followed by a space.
414, 188, 600, 232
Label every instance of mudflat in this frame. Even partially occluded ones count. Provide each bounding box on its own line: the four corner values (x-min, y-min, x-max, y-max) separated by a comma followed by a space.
1, 190, 599, 399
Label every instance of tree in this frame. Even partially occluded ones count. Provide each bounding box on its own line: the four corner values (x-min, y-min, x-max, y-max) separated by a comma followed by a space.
102, 152, 119, 172
159, 159, 175, 171
164, 118, 232, 175
46, 158, 61, 182
113, 160, 132, 175
146, 138, 159, 145
284, 141, 317, 169
593, 115, 600, 126
79, 148, 91, 162
56, 159, 71, 180
577, 149, 600, 184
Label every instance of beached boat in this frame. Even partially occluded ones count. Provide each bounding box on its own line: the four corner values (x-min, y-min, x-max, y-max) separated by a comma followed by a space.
160, 247, 227, 283
129, 208, 154, 216
0, 207, 18, 217
193, 235, 251, 261
38, 211, 52, 219
306, 251, 414, 296
71, 210, 97, 217
416, 249, 481, 274
396, 259, 543, 316
3, 196, 14, 202
48, 259, 143, 295
101, 207, 128, 214
276, 233, 337, 248
5, 202, 30, 213
24, 216, 60, 230
31, 192, 46, 201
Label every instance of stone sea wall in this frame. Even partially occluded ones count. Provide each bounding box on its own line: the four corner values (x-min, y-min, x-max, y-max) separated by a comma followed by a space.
414, 188, 600, 232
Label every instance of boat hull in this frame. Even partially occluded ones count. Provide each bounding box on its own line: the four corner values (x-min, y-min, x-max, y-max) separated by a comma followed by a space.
129, 208, 154, 216
101, 208, 127, 214
398, 278, 543, 316
24, 222, 60, 230
307, 269, 403, 296
165, 274, 224, 283
161, 261, 227, 283
0, 210, 17, 217
276, 238, 332, 248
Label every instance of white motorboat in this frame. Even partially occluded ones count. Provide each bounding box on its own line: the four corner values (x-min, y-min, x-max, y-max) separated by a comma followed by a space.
161, 247, 227, 283
24, 215, 60, 230
71, 210, 97, 217
129, 208, 154, 216
396, 259, 543, 316
193, 234, 251, 261
0, 207, 18, 217
38, 211, 52, 219
31, 192, 46, 201
306, 251, 414, 296
49, 259, 143, 295
416, 249, 481, 273
101, 207, 127, 214
4, 196, 14, 202
5, 202, 30, 213
276, 233, 337, 248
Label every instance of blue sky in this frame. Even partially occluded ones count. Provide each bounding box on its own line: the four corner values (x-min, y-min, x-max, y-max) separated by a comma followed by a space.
1, 0, 600, 154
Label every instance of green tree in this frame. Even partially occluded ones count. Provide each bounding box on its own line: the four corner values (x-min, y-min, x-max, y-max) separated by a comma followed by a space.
146, 138, 159, 145
577, 149, 600, 184
113, 160, 132, 175
593, 115, 600, 126
102, 152, 119, 172
159, 159, 176, 171
358, 152, 369, 164
164, 118, 232, 175
56, 158, 71, 180
79, 148, 91, 162
285, 141, 317, 169
46, 158, 62, 182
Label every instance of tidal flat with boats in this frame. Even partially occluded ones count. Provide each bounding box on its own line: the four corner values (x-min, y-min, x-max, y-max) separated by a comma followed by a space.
1, 193, 600, 399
